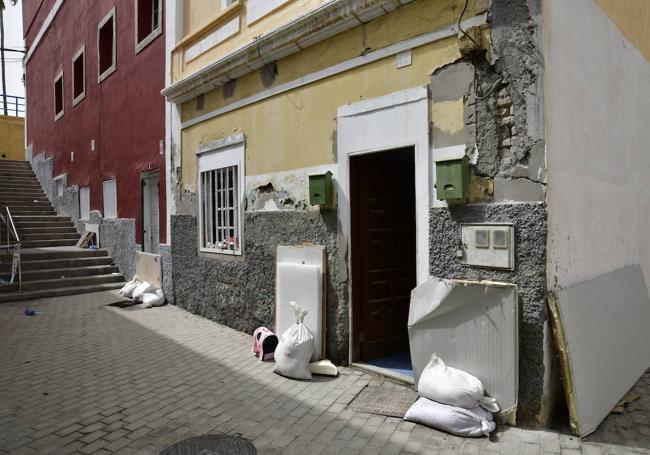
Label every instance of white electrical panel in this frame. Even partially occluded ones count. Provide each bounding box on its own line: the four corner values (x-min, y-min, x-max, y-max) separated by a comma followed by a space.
461, 223, 515, 270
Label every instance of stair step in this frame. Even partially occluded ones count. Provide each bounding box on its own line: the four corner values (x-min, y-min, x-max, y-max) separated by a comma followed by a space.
14, 222, 75, 229
19, 239, 79, 248
2, 204, 54, 211
0, 171, 35, 177
15, 226, 78, 234
0, 196, 50, 203
0, 283, 126, 303
12, 215, 70, 222
13, 265, 121, 281
8, 211, 57, 217
17, 232, 79, 241
0, 249, 108, 262
0, 256, 113, 273
0, 273, 124, 293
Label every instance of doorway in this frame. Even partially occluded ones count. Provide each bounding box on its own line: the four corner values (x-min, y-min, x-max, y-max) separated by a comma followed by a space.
141, 170, 160, 254
350, 148, 417, 378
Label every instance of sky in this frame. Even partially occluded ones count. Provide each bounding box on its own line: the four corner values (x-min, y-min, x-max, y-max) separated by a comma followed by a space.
2, 0, 25, 99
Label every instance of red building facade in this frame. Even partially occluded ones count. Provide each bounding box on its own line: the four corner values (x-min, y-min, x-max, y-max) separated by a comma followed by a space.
23, 0, 166, 249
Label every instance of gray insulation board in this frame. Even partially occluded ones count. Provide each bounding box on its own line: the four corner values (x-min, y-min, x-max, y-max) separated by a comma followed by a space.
554, 265, 650, 436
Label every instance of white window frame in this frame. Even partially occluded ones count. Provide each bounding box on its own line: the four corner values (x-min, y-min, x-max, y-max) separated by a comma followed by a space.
53, 70, 64, 121
54, 173, 67, 196
196, 133, 245, 256
135, 0, 163, 54
97, 7, 117, 83
80, 186, 90, 220
71, 45, 86, 106
102, 179, 118, 219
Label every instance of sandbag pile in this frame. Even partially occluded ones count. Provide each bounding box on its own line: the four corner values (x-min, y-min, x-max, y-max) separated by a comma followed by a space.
404, 354, 498, 437
274, 301, 315, 380
119, 276, 166, 308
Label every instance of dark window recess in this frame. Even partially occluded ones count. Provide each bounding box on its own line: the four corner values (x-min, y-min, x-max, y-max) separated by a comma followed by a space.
54, 76, 64, 116
99, 17, 114, 75
137, 0, 160, 43
73, 53, 84, 99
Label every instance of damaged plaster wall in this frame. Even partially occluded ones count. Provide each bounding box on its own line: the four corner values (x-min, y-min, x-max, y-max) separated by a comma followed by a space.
428, 0, 550, 425
171, 212, 349, 364
458, 0, 546, 202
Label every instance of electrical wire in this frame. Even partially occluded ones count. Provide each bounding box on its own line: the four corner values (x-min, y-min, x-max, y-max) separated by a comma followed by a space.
458, 0, 503, 101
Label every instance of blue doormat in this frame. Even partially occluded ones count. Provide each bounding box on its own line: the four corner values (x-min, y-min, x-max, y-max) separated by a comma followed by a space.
366, 351, 414, 377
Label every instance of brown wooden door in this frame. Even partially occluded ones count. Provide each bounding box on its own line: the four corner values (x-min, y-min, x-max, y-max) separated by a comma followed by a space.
351, 149, 417, 361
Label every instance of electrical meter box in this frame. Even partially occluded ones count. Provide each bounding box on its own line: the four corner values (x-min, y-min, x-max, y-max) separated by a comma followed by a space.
309, 171, 333, 207
435, 158, 468, 203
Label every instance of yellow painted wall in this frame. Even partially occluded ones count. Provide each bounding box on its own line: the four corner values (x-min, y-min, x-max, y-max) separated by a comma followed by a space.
176, 0, 487, 82
0, 116, 25, 161
183, 0, 223, 38
181, 37, 464, 189
593, 0, 650, 62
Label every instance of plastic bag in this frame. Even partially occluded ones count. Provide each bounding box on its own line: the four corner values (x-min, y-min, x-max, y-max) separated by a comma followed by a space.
132, 281, 155, 302
404, 397, 495, 437
119, 276, 142, 298
142, 289, 166, 308
418, 354, 499, 412
273, 302, 315, 380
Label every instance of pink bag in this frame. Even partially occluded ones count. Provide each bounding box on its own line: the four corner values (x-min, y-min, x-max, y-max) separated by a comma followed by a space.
252, 327, 279, 361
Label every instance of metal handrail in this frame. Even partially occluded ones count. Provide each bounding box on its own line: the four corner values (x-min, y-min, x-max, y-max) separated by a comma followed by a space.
0, 206, 21, 291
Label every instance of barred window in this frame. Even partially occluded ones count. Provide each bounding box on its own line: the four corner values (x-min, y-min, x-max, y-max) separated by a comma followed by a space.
200, 166, 240, 253
197, 133, 245, 256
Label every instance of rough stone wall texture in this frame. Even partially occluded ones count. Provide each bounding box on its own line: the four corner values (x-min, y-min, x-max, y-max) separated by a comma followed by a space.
100, 218, 136, 281
171, 212, 349, 364
462, 0, 545, 201
429, 203, 547, 423
160, 244, 174, 305
31, 153, 54, 203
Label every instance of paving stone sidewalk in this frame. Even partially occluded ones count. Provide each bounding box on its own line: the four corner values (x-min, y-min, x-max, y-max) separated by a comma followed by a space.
0, 291, 648, 455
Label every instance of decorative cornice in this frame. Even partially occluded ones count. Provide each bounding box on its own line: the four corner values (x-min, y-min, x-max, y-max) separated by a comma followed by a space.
162, 0, 414, 104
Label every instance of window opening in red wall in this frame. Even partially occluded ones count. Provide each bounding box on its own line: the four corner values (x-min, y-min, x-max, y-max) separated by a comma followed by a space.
135, 0, 162, 53
98, 8, 116, 82
54, 71, 64, 121
72, 46, 85, 105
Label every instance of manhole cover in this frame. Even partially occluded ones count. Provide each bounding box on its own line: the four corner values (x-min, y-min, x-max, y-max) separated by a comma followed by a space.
348, 385, 418, 418
160, 434, 257, 455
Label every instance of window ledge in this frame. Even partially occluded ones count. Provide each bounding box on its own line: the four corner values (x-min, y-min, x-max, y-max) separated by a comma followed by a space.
72, 92, 86, 107
54, 111, 64, 122
200, 247, 242, 256
98, 65, 116, 84
135, 25, 163, 55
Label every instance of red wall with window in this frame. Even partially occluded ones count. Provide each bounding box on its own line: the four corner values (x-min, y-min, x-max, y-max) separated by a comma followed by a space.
23, 0, 166, 245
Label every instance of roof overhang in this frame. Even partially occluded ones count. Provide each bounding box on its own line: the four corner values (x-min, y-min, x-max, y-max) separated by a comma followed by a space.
162, 0, 414, 104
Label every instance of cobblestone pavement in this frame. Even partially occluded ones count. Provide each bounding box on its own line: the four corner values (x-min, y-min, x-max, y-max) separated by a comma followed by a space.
0, 292, 648, 455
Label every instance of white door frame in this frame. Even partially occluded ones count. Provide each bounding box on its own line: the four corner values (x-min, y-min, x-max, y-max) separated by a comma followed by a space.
337, 86, 432, 363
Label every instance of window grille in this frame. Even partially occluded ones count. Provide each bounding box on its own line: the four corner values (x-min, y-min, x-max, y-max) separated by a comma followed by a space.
200, 165, 240, 253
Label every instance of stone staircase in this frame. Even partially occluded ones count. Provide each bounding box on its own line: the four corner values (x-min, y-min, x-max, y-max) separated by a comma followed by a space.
0, 159, 125, 302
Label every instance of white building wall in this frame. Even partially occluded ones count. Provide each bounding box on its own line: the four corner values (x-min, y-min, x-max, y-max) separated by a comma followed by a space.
544, 0, 650, 293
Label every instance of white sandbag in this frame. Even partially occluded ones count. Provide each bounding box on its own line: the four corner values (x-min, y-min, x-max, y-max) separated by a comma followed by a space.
404, 397, 495, 437
274, 302, 315, 380
119, 276, 142, 297
132, 281, 155, 302
142, 289, 166, 308
418, 354, 499, 412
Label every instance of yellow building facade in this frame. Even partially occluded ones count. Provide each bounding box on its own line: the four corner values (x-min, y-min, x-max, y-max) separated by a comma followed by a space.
164, 0, 551, 425
0, 116, 25, 161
